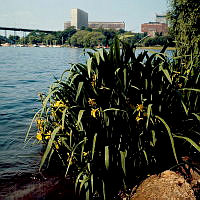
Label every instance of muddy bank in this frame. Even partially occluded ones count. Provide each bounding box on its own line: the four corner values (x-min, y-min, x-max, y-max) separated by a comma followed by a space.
0, 172, 77, 200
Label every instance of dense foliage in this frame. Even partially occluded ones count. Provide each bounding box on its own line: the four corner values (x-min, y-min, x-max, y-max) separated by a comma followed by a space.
143, 35, 174, 47
25, 1, 200, 199
26, 37, 199, 199
70, 30, 105, 48
168, 0, 200, 60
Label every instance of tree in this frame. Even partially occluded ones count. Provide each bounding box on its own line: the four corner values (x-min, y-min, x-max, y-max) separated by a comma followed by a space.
168, 0, 200, 57
70, 30, 105, 48
56, 27, 77, 45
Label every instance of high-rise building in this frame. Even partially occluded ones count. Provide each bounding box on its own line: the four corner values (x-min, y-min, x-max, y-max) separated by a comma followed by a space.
71, 8, 88, 29
88, 22, 125, 30
156, 14, 167, 24
64, 8, 125, 31
64, 21, 71, 30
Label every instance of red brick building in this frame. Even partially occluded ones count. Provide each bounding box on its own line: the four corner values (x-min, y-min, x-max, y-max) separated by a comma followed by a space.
141, 22, 168, 37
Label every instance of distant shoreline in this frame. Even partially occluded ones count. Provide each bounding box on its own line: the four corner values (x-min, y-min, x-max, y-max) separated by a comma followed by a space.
137, 46, 176, 51
0, 43, 176, 51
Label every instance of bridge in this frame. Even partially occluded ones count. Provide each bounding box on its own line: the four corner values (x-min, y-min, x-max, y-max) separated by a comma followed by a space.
0, 26, 56, 34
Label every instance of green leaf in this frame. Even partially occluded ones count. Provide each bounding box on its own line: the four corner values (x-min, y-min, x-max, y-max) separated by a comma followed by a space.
75, 170, 84, 193
119, 34, 135, 40
181, 100, 189, 115
77, 110, 85, 129
150, 130, 157, 147
102, 179, 106, 200
120, 150, 127, 176
143, 150, 148, 165
62, 108, 68, 130
91, 174, 94, 193
95, 52, 100, 65
39, 126, 61, 171
123, 68, 127, 89
87, 57, 93, 78
173, 134, 200, 152
40, 89, 58, 116
99, 48, 105, 61
25, 109, 41, 142
159, 65, 172, 84
76, 82, 84, 101
92, 133, 97, 160
179, 88, 200, 92
155, 115, 178, 163
192, 113, 200, 121
103, 108, 126, 113
105, 146, 109, 170
80, 175, 90, 196
146, 104, 152, 130
65, 139, 85, 177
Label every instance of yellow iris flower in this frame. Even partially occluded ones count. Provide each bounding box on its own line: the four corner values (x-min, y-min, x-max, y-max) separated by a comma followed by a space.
82, 152, 88, 156
53, 100, 66, 108
36, 132, 42, 141
136, 104, 144, 112
91, 108, 99, 118
88, 98, 97, 106
136, 116, 143, 122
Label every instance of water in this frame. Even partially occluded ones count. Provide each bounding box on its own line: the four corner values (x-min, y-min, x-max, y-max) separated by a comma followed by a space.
0, 47, 86, 183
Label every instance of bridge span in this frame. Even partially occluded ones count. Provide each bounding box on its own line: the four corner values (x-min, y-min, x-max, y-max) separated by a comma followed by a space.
0, 26, 56, 34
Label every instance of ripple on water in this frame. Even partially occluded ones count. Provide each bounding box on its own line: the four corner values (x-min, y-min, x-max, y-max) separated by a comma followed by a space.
0, 47, 86, 188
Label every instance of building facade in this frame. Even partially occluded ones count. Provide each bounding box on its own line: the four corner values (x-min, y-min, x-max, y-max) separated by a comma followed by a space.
64, 21, 71, 30
141, 22, 168, 37
156, 14, 167, 24
71, 8, 88, 29
88, 22, 125, 30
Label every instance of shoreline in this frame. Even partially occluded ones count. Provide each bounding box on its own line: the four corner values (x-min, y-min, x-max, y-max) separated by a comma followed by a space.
137, 46, 176, 50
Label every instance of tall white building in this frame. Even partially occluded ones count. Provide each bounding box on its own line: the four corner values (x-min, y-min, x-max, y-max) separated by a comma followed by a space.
156, 14, 167, 24
71, 8, 88, 29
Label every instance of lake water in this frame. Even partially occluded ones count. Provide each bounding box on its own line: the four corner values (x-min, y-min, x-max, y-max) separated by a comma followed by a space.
0, 47, 87, 184
0, 46, 173, 190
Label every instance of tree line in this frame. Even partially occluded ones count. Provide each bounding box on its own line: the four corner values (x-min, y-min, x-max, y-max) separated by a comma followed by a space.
0, 26, 174, 48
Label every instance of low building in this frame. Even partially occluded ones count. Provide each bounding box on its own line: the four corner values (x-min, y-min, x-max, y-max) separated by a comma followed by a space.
141, 22, 168, 37
88, 22, 125, 30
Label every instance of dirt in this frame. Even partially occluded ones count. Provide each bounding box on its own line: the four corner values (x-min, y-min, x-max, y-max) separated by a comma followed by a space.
131, 170, 198, 200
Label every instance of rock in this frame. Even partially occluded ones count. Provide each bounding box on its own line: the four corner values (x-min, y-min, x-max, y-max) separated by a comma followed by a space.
131, 170, 196, 200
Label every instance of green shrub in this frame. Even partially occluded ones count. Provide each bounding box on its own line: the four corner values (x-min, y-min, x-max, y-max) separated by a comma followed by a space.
26, 38, 199, 199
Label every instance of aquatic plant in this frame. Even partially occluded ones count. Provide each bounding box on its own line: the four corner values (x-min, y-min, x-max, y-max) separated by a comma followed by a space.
26, 38, 199, 199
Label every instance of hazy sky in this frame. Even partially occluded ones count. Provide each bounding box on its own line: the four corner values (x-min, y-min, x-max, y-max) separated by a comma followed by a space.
0, 0, 168, 33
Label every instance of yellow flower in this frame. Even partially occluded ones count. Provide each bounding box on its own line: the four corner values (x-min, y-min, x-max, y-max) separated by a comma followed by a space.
88, 98, 97, 106
91, 74, 97, 87
54, 141, 59, 150
136, 116, 143, 122
178, 83, 182, 88
45, 135, 51, 140
82, 152, 88, 156
53, 100, 66, 108
36, 119, 42, 125
91, 108, 99, 118
136, 104, 144, 112
44, 131, 51, 140
36, 132, 42, 141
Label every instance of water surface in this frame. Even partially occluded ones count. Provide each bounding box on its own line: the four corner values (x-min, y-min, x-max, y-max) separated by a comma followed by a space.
0, 47, 86, 182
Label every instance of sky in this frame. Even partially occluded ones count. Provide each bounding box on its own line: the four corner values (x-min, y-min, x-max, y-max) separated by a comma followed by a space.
0, 0, 168, 33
